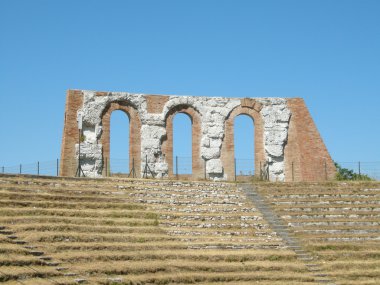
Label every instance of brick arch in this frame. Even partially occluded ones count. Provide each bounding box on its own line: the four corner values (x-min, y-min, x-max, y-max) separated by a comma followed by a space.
100, 101, 142, 177
221, 105, 264, 179
162, 105, 203, 179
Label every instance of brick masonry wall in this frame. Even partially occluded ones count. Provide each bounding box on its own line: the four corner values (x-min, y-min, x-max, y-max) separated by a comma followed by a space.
284, 98, 336, 181
100, 102, 141, 177
60, 90, 83, 176
221, 105, 265, 180
162, 106, 203, 179
60, 90, 335, 181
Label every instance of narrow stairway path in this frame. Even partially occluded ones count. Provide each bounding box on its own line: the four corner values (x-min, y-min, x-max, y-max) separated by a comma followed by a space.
240, 183, 337, 285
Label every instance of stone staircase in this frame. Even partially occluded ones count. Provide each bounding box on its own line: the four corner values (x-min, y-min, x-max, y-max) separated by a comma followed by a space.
241, 184, 336, 285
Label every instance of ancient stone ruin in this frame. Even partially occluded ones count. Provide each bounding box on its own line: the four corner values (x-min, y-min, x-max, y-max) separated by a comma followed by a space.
60, 90, 335, 181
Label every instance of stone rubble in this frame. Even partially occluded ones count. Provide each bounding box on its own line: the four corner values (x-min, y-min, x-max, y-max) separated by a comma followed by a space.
125, 181, 284, 248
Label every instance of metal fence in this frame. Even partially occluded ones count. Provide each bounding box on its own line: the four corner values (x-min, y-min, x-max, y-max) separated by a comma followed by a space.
338, 161, 380, 180
1, 159, 60, 177
235, 158, 255, 176
173, 156, 192, 175
1, 158, 379, 181
108, 158, 130, 175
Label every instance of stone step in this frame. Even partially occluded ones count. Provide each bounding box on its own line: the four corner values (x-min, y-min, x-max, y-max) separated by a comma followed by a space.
7, 235, 18, 239
39, 256, 52, 261
46, 262, 60, 266
305, 264, 319, 267
13, 240, 26, 245
160, 220, 268, 227
314, 279, 334, 284
64, 272, 77, 277
265, 194, 380, 199
289, 221, 379, 227
186, 244, 283, 250
294, 249, 306, 254
287, 245, 302, 249
273, 200, 380, 205
107, 278, 123, 284
0, 230, 13, 235
296, 254, 312, 259
29, 251, 44, 256
314, 274, 328, 277
136, 199, 245, 204
281, 214, 380, 219
298, 257, 314, 261
294, 229, 380, 234
279, 207, 380, 212
312, 236, 380, 242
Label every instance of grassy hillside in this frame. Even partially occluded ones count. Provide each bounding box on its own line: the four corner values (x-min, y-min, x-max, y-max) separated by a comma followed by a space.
0, 175, 313, 284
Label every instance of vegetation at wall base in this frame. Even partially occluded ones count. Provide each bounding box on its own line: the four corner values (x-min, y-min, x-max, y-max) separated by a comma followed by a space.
334, 162, 373, 181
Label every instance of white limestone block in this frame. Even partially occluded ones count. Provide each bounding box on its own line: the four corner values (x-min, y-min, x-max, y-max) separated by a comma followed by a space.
207, 159, 223, 174
202, 147, 221, 160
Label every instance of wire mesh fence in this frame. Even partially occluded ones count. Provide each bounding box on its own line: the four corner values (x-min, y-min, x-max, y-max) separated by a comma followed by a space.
174, 156, 192, 175
1, 159, 60, 177
338, 161, 380, 180
109, 158, 130, 175
0, 158, 379, 181
235, 158, 255, 176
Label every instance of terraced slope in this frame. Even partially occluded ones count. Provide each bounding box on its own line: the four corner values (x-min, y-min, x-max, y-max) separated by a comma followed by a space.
0, 175, 313, 285
255, 182, 380, 285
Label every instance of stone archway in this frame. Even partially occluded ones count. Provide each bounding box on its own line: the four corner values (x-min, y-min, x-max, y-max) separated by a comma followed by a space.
61, 90, 336, 181
221, 105, 265, 180
101, 101, 141, 177
162, 105, 203, 179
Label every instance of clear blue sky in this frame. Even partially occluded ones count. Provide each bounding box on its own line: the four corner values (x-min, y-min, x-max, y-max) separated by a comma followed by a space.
0, 0, 379, 174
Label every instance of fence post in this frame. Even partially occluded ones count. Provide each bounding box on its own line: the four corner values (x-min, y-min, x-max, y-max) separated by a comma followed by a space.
358, 161, 361, 176
56, 159, 59, 176
176, 156, 178, 180
105, 158, 108, 177
260, 161, 262, 180
20, 164, 22, 174
292, 161, 294, 182
204, 159, 207, 180
234, 158, 237, 182
37, 161, 40, 176
132, 157, 135, 178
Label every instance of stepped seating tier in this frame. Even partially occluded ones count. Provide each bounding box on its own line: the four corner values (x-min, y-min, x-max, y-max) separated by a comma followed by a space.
0, 175, 313, 285
255, 182, 380, 285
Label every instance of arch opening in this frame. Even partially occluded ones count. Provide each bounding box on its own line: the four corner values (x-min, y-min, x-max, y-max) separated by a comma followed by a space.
234, 114, 255, 177
173, 113, 192, 175
110, 110, 130, 175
